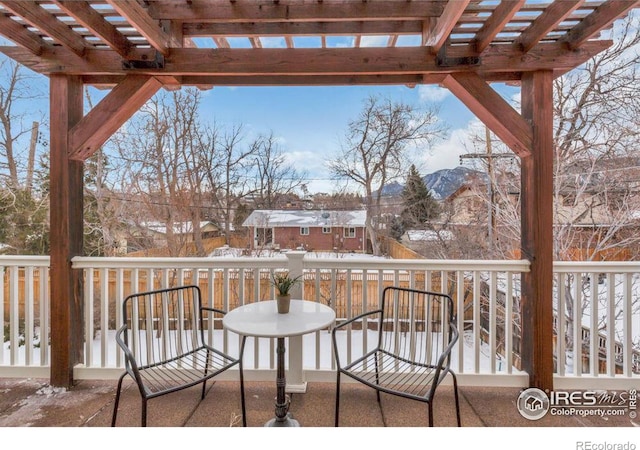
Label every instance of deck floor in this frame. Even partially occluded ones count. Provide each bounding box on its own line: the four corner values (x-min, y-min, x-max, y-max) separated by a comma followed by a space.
0, 377, 637, 447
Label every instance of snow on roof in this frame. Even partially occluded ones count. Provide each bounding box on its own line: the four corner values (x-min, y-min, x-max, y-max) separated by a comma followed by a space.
406, 229, 454, 241
243, 210, 366, 228
141, 221, 216, 235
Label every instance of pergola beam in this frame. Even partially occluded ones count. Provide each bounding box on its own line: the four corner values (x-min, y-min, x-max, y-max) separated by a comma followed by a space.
515, 0, 585, 53
0, 1, 86, 56
0, 13, 50, 55
474, 0, 526, 53
183, 20, 424, 37
442, 72, 532, 157
423, 0, 471, 52
83, 73, 453, 87
145, 1, 446, 21
52, 0, 133, 59
0, 41, 611, 78
561, 0, 640, 49
105, 0, 179, 55
69, 75, 162, 161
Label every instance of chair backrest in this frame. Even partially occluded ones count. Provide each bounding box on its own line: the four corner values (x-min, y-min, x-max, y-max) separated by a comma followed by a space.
120, 285, 205, 369
378, 286, 458, 370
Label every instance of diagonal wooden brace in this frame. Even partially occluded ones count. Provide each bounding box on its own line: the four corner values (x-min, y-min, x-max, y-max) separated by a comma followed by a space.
69, 75, 161, 161
442, 72, 532, 158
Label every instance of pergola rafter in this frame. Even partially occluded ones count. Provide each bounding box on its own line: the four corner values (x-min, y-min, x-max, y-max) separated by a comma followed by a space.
0, 0, 637, 391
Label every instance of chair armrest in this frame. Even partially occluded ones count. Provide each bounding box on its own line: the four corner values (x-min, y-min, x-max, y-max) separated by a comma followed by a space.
332, 309, 382, 332
201, 306, 227, 316
115, 324, 139, 372
432, 323, 460, 385
331, 309, 382, 368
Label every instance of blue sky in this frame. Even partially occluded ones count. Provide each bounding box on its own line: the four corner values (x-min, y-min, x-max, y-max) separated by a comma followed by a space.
1, 35, 521, 194
1, 8, 636, 195
195, 82, 519, 193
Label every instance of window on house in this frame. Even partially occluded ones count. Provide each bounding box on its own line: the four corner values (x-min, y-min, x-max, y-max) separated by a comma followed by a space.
300, 227, 310, 236
322, 227, 331, 234
344, 227, 356, 238
256, 227, 273, 246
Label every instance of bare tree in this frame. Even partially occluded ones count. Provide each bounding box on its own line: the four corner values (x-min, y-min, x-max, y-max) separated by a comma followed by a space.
249, 131, 307, 209
327, 95, 445, 255
0, 57, 49, 254
475, 16, 640, 262
551, 16, 640, 262
0, 58, 45, 191
455, 16, 640, 371
82, 87, 128, 256
200, 123, 258, 246
113, 88, 206, 256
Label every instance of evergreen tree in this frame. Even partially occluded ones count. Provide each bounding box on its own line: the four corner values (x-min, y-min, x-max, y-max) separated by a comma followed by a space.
389, 215, 404, 241
400, 165, 440, 230
233, 203, 252, 232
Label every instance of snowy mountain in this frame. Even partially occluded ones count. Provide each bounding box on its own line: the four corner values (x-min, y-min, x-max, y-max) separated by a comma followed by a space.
423, 166, 485, 200
381, 166, 484, 200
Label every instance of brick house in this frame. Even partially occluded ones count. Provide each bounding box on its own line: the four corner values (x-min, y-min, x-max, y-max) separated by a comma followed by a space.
242, 210, 367, 252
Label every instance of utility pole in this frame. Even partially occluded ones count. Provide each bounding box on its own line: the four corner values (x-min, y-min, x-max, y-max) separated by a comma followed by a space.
486, 125, 494, 252
459, 126, 513, 256
26, 121, 39, 195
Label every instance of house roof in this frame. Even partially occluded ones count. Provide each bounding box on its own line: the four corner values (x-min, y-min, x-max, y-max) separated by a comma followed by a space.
141, 220, 217, 235
406, 229, 454, 242
243, 210, 366, 228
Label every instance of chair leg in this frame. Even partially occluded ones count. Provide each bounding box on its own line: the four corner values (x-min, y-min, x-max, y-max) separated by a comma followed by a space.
141, 398, 148, 427
334, 371, 341, 427
202, 349, 212, 400
428, 401, 434, 427
451, 371, 462, 427
111, 372, 127, 427
374, 353, 381, 404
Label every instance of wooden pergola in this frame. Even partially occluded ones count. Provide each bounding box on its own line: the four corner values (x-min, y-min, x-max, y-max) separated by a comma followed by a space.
1, 0, 638, 390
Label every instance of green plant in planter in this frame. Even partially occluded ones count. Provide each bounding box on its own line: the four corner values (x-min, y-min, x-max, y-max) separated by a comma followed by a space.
271, 272, 302, 296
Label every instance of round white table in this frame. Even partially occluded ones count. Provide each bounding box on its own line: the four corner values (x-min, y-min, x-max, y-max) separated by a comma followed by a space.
223, 300, 335, 427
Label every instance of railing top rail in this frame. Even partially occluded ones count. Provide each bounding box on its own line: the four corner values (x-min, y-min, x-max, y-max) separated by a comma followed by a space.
72, 256, 288, 269
25, 256, 639, 273
553, 261, 640, 272
303, 258, 531, 272
0, 255, 50, 266
71, 255, 532, 272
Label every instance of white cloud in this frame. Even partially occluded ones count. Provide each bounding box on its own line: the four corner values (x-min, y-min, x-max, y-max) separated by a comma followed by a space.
418, 85, 450, 103
511, 91, 521, 107
359, 36, 389, 48
419, 119, 485, 172
260, 37, 286, 48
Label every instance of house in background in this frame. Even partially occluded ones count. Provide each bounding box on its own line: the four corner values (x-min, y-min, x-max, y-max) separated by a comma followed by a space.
243, 210, 367, 253
125, 221, 221, 252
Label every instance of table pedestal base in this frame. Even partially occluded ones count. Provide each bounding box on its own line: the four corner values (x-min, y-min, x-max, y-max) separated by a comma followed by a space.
265, 414, 300, 427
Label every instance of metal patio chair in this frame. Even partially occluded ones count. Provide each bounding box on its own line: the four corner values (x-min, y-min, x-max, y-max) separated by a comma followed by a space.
111, 285, 246, 427
332, 286, 461, 427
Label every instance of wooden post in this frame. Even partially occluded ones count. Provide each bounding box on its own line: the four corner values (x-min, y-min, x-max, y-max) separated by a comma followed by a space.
49, 75, 84, 388
520, 70, 554, 391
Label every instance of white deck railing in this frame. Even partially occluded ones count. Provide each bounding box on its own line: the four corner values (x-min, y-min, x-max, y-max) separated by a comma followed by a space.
1, 253, 638, 388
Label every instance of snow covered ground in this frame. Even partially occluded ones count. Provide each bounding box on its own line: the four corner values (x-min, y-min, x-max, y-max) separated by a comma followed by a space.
3, 327, 512, 376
